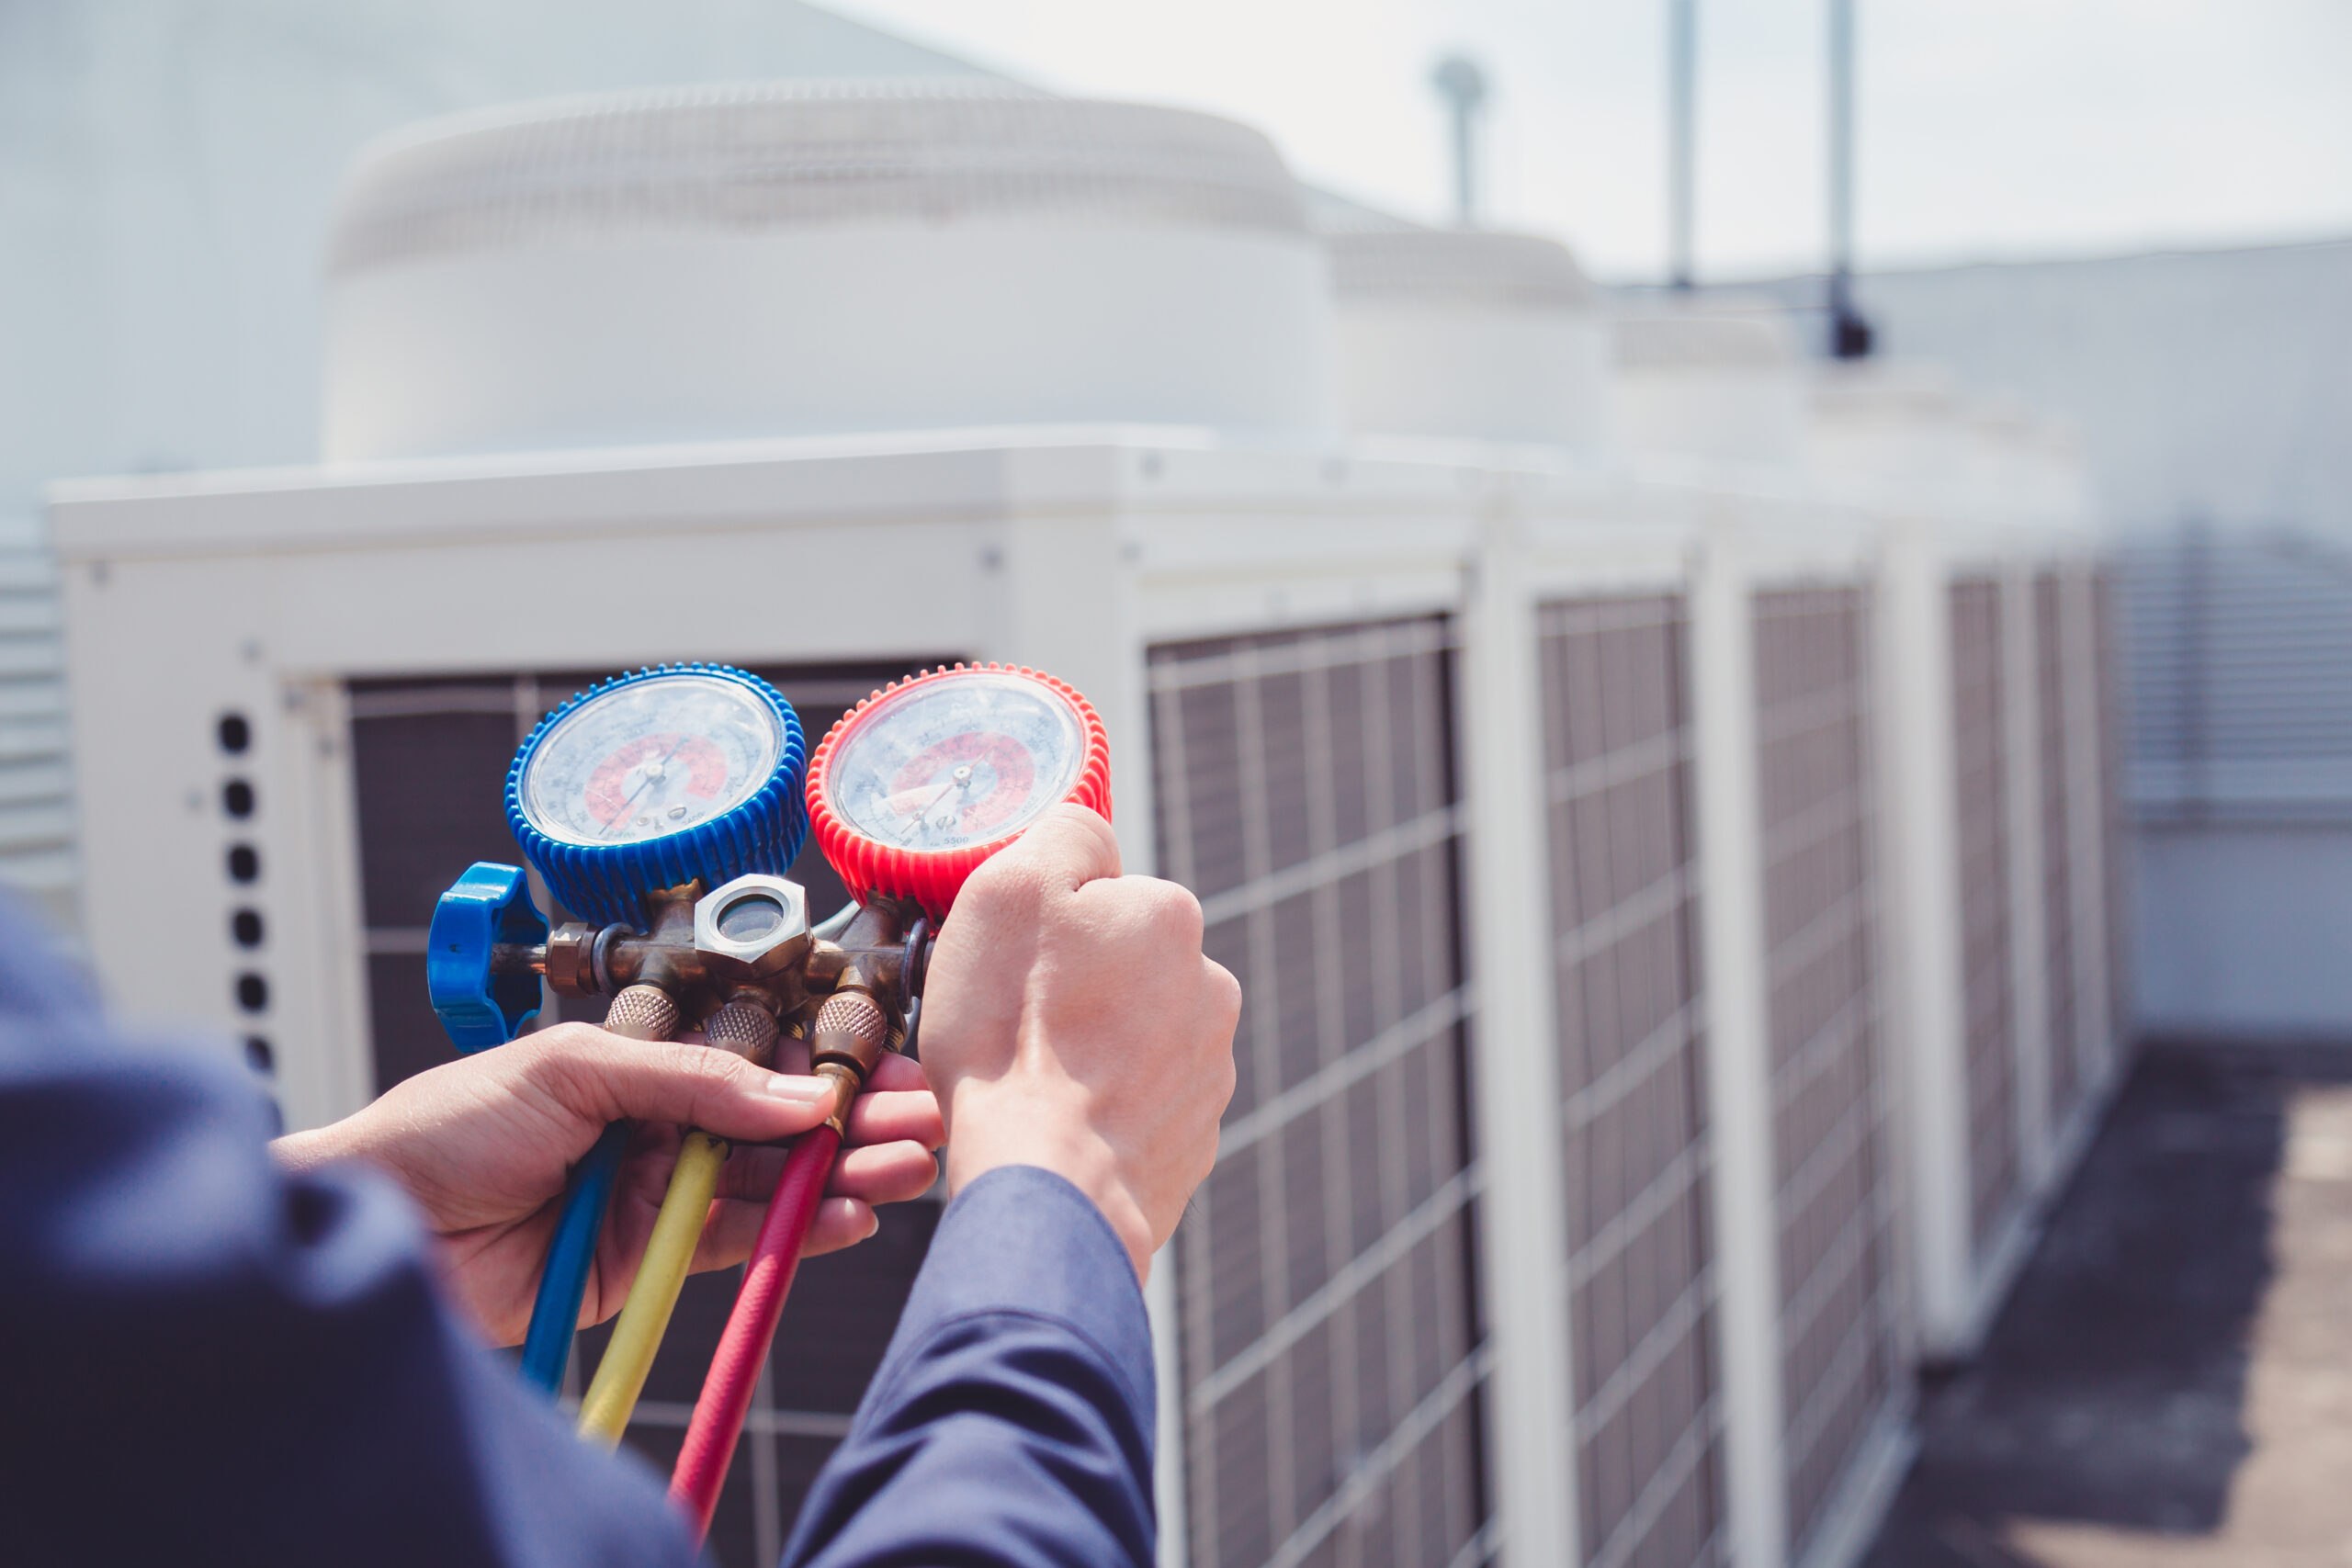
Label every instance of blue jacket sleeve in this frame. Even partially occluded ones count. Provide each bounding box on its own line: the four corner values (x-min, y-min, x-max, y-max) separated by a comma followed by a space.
783, 1165, 1160, 1568
0, 899, 695, 1568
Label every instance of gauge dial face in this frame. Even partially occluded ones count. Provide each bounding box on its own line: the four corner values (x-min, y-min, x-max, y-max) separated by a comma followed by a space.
519, 674, 784, 847
830, 672, 1085, 852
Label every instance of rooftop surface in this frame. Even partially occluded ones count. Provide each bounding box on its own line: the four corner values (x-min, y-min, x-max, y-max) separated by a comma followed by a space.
1866, 1039, 2352, 1567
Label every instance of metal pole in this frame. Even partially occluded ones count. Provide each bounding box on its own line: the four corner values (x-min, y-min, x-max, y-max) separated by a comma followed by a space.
1431, 55, 1487, 227
1454, 98, 1475, 224
1826, 0, 1872, 355
1668, 0, 1697, 289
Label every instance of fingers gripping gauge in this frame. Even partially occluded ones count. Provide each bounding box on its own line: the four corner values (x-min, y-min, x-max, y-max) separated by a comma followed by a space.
808, 664, 1110, 919
507, 665, 809, 927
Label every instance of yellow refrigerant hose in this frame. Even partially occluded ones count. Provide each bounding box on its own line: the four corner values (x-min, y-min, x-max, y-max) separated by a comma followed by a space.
576, 1128, 730, 1445
576, 996, 779, 1447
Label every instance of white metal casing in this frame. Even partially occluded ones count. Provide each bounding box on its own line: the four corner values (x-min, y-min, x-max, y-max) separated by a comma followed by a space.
322, 85, 1339, 460
1613, 306, 1810, 469
1327, 230, 1609, 450
51, 428, 1686, 1568
51, 377, 2111, 1568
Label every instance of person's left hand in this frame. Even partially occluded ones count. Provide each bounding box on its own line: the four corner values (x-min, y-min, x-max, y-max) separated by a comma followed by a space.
274, 1021, 944, 1346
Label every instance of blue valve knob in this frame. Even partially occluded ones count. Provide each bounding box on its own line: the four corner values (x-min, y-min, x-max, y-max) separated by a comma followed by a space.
428, 862, 549, 1052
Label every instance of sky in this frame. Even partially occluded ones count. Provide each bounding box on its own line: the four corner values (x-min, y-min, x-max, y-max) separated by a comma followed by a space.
831, 0, 2352, 283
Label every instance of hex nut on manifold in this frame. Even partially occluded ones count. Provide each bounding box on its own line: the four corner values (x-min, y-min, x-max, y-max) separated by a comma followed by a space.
544, 923, 600, 998
693, 874, 811, 979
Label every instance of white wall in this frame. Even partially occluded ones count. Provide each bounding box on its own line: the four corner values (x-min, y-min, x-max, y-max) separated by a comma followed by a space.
2136, 824, 2352, 1037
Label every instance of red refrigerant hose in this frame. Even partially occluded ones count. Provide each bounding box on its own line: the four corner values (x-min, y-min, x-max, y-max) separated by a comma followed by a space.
668, 1122, 843, 1539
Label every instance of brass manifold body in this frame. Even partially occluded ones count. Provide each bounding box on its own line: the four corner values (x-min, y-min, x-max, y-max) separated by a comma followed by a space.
491, 874, 924, 1134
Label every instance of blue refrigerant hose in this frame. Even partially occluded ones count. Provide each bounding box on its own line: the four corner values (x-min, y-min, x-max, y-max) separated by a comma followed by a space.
518, 1120, 632, 1395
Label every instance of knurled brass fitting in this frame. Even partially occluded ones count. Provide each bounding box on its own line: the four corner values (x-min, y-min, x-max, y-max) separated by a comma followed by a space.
604, 983, 681, 1043
704, 999, 780, 1066
810, 987, 889, 1137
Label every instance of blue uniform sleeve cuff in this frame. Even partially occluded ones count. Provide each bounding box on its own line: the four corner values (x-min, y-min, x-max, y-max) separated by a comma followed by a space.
885, 1164, 1156, 1426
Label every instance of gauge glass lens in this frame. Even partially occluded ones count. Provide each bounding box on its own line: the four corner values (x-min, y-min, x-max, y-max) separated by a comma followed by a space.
520, 674, 782, 847
831, 673, 1083, 851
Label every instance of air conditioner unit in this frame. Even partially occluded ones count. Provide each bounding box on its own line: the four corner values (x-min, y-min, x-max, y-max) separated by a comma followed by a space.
51, 84, 2123, 1568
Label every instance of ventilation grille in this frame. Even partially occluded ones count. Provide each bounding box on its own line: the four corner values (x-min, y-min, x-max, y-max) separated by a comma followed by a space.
1950, 580, 2018, 1251
1535, 596, 1722, 1568
2035, 574, 2081, 1125
2120, 531, 2352, 823
345, 661, 934, 1568
1149, 618, 1489, 1568
1750, 588, 1897, 1556
0, 513, 73, 931
331, 81, 1308, 278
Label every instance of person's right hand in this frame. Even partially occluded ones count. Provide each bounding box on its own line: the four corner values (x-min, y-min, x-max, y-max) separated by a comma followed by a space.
919, 803, 1240, 1281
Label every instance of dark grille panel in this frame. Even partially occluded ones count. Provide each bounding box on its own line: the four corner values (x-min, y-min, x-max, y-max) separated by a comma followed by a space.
1150, 618, 1489, 1568
1750, 588, 1895, 1557
1950, 581, 2018, 1251
1535, 595, 1722, 1568
2035, 574, 2081, 1125
345, 660, 937, 1567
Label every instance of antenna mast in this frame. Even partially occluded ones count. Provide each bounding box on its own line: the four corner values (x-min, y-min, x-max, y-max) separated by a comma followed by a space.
1668, 0, 1698, 289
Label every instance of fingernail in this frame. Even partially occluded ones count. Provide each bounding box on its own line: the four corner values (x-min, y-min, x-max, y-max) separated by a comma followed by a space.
765, 1074, 832, 1105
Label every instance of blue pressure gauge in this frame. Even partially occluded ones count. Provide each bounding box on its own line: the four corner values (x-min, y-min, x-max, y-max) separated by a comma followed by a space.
506, 664, 808, 928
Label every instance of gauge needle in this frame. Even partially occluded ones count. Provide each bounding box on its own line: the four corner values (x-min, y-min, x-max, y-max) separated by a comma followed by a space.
899, 765, 974, 842
603, 737, 689, 839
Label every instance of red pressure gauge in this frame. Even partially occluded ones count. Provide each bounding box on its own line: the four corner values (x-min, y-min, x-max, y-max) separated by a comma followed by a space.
807, 664, 1112, 919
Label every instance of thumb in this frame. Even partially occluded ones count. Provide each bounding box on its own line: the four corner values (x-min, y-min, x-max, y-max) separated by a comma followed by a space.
516, 1026, 836, 1145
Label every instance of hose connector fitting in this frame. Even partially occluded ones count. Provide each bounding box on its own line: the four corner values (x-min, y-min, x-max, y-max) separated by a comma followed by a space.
810, 987, 888, 1137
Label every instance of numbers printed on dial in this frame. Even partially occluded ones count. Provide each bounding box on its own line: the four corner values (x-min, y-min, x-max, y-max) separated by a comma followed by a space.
520, 674, 783, 847
831, 672, 1084, 851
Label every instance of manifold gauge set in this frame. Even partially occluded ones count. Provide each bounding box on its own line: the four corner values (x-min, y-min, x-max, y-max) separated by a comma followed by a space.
424, 661, 1110, 1540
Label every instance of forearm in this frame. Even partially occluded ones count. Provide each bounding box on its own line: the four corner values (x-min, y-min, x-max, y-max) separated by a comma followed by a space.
785, 1166, 1159, 1568
269, 1122, 343, 1173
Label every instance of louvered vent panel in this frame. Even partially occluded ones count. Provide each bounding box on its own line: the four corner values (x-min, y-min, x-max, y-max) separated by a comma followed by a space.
1950, 580, 2018, 1252
1535, 596, 1723, 1568
1750, 588, 1897, 1557
2120, 533, 2352, 822
345, 662, 932, 1568
1150, 619, 1490, 1568
2035, 574, 2081, 1124
0, 515, 73, 931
